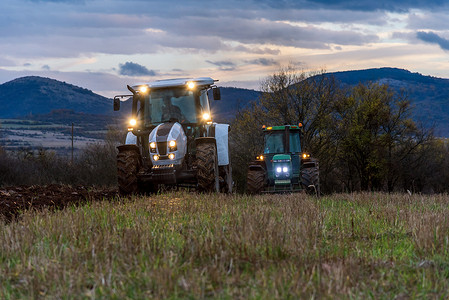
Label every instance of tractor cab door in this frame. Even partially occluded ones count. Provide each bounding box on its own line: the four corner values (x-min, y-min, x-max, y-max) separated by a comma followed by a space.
289, 130, 302, 180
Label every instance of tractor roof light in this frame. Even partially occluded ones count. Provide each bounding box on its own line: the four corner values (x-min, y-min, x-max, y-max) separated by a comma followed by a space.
267, 127, 272, 130
302, 153, 310, 159
202, 112, 211, 121
129, 118, 137, 126
256, 155, 264, 161
139, 86, 149, 93
187, 81, 195, 89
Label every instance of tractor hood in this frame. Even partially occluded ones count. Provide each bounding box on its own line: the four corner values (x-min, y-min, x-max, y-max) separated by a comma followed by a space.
148, 122, 187, 166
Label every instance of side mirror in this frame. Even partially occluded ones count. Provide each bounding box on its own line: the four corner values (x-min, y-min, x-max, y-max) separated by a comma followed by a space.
113, 97, 120, 111
212, 86, 221, 100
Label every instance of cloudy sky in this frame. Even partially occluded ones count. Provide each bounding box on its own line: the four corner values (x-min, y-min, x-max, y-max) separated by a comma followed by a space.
1, 0, 449, 96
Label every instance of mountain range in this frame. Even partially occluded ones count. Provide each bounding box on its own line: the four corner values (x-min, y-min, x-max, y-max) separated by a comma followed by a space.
1, 67, 448, 136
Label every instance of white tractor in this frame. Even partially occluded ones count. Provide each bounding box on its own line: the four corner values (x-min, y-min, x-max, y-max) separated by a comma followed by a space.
113, 77, 232, 194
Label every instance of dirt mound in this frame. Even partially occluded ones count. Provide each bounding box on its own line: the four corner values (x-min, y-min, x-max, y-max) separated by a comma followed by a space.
0, 184, 118, 221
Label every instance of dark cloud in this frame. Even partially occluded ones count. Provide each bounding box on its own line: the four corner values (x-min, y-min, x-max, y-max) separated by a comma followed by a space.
206, 60, 236, 67
119, 62, 156, 76
407, 12, 448, 30
160, 16, 378, 49
234, 45, 281, 55
416, 31, 449, 51
246, 58, 278, 66
205, 60, 236, 71
260, 0, 448, 12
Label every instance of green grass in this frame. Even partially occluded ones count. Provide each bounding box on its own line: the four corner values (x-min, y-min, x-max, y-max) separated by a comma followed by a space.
1, 192, 449, 299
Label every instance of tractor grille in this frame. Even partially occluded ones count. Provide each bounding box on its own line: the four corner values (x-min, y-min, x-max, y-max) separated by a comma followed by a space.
157, 141, 167, 155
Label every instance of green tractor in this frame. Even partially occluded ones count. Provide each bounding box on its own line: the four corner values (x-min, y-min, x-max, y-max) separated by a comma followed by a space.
246, 124, 320, 194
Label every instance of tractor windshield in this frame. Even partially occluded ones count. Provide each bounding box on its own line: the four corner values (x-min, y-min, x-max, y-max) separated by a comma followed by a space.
143, 88, 198, 126
264, 132, 285, 154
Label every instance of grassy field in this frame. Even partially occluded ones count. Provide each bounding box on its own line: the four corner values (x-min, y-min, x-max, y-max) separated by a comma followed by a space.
1, 192, 449, 299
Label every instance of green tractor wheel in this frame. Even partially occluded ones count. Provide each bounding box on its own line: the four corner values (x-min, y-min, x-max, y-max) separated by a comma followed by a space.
247, 168, 266, 194
117, 150, 140, 195
301, 165, 320, 195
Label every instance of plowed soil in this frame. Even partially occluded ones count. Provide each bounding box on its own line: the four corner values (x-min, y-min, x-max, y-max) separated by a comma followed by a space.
0, 184, 118, 222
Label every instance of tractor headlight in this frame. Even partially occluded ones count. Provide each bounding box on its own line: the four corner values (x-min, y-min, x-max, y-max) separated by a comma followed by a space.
168, 140, 177, 151
153, 155, 159, 161
302, 153, 310, 159
150, 142, 156, 153
168, 153, 175, 160
276, 167, 282, 173
283, 166, 288, 173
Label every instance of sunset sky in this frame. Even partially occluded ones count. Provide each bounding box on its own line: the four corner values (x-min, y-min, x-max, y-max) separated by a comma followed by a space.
1, 0, 449, 97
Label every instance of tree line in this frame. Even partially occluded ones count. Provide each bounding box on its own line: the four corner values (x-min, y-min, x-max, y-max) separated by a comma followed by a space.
230, 67, 449, 193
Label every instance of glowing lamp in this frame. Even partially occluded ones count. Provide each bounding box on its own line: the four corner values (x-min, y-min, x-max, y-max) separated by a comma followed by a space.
139, 86, 148, 93
202, 113, 211, 120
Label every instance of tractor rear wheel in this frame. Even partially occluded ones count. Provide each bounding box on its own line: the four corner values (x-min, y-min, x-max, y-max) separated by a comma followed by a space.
301, 166, 320, 195
196, 143, 219, 193
117, 150, 140, 195
247, 169, 266, 194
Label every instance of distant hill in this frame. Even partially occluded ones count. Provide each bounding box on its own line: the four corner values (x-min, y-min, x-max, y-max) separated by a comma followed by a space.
0, 76, 112, 118
327, 68, 449, 136
2, 70, 449, 136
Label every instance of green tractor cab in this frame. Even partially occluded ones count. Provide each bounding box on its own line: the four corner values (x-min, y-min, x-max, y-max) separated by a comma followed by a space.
246, 125, 320, 194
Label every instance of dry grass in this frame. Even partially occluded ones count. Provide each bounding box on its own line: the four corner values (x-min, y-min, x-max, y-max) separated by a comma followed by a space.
1, 192, 449, 299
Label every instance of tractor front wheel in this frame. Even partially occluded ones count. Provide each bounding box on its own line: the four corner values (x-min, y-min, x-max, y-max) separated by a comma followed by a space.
117, 150, 140, 195
196, 143, 219, 193
301, 166, 320, 195
247, 168, 266, 194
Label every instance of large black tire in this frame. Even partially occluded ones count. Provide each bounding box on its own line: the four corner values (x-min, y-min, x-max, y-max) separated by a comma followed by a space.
247, 169, 266, 194
301, 166, 320, 195
196, 143, 219, 193
117, 150, 140, 195
220, 164, 233, 193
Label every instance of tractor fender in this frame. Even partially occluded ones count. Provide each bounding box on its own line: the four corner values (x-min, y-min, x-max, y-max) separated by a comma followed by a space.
195, 137, 216, 146
248, 160, 266, 172
301, 157, 319, 169
214, 124, 230, 166
117, 144, 140, 155
125, 131, 137, 145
